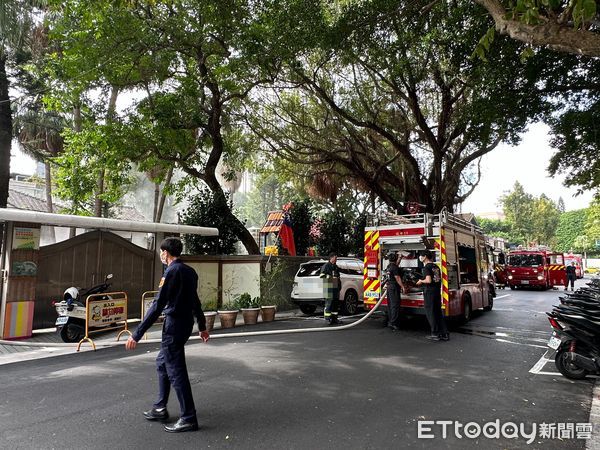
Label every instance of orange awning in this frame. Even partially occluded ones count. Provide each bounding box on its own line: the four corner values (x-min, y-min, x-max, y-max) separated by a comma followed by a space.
260, 210, 283, 234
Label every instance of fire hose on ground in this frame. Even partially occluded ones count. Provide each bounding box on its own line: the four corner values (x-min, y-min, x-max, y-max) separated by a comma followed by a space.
0, 293, 387, 350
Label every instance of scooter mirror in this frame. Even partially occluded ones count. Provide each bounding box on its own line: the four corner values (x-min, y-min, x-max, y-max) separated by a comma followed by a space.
106, 274, 113, 280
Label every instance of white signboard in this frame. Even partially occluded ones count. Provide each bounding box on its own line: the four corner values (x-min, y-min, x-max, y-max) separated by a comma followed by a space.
88, 299, 127, 327
12, 227, 41, 250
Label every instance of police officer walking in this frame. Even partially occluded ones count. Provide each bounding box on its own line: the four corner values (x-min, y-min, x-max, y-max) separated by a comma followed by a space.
566, 262, 577, 291
385, 252, 407, 331
126, 237, 210, 433
320, 252, 342, 325
416, 250, 449, 342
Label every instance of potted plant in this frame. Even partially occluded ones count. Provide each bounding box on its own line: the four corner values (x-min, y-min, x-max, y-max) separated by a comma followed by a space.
202, 298, 218, 332
235, 293, 261, 325
260, 301, 277, 322
217, 300, 239, 329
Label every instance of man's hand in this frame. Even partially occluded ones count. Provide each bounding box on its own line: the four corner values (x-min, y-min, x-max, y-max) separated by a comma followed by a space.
125, 336, 137, 350
200, 330, 210, 342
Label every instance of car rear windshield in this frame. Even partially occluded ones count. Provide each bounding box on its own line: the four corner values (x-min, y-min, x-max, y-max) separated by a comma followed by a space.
297, 263, 324, 277
507, 254, 544, 267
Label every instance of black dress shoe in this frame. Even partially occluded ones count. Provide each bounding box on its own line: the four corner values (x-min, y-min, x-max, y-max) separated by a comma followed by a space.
440, 334, 450, 341
143, 407, 169, 421
164, 418, 199, 433
389, 325, 400, 332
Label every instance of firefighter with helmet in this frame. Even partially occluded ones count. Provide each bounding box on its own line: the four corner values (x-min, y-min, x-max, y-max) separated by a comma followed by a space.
320, 252, 342, 325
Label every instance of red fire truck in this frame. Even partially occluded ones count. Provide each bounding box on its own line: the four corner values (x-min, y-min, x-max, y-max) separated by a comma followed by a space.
564, 253, 584, 279
363, 210, 493, 322
505, 248, 567, 290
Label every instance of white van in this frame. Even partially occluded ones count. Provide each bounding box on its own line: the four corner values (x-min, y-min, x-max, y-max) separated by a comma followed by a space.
291, 258, 364, 315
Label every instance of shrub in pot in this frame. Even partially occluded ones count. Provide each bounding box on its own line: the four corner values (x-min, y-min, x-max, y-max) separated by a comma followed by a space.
260, 298, 277, 322
218, 301, 239, 329
202, 299, 218, 332
235, 293, 261, 325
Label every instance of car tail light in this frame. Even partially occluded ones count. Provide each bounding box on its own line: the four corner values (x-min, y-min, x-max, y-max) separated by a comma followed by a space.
548, 317, 562, 330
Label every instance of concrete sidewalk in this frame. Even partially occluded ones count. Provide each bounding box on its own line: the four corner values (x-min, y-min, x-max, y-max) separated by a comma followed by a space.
0, 309, 311, 366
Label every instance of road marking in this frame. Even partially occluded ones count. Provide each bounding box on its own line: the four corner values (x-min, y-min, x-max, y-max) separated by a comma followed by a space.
495, 294, 511, 299
495, 338, 547, 349
588, 381, 600, 450
535, 371, 562, 376
529, 351, 553, 374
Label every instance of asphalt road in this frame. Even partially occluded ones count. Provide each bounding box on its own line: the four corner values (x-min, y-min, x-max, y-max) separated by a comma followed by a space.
0, 280, 596, 449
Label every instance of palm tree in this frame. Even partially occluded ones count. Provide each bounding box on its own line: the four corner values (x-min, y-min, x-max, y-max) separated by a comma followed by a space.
13, 109, 65, 212
0, 0, 42, 208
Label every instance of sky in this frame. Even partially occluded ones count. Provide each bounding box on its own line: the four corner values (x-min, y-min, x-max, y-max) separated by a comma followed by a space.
10, 121, 594, 214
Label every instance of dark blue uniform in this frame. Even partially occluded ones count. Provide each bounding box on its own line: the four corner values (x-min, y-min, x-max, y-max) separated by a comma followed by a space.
133, 259, 206, 424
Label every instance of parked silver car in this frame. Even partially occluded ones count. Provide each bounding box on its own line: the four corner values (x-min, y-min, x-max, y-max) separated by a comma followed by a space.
291, 258, 364, 315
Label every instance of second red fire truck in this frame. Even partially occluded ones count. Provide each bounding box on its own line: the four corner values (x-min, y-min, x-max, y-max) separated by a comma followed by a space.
505, 247, 567, 290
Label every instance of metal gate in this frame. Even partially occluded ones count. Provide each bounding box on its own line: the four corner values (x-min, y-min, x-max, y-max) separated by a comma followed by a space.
34, 230, 155, 329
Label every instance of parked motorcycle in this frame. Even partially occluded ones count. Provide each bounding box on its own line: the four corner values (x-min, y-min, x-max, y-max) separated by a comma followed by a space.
54, 274, 113, 343
547, 278, 600, 379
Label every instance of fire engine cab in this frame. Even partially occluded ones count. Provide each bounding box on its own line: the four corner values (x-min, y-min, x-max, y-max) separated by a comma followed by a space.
505, 247, 567, 290
363, 210, 494, 322
564, 253, 584, 279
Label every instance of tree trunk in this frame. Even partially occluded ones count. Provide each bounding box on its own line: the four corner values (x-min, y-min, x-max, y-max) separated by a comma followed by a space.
94, 86, 119, 218
155, 166, 173, 223
44, 161, 56, 242
69, 104, 82, 238
93, 171, 105, 217
0, 55, 12, 209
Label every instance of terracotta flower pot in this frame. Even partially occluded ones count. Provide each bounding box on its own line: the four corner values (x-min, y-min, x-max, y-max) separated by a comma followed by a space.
241, 308, 260, 325
204, 311, 217, 332
218, 310, 239, 329
260, 306, 276, 322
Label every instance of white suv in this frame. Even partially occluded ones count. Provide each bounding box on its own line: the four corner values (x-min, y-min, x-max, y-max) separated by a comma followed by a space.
291, 258, 364, 315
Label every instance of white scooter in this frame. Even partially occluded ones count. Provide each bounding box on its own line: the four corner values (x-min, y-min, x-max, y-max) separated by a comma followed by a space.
54, 274, 113, 343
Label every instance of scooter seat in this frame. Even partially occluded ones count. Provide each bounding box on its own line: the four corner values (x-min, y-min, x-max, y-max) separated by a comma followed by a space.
558, 314, 600, 334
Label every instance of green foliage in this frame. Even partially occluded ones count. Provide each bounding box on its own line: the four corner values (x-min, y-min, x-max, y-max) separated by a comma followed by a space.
260, 260, 294, 308
53, 125, 134, 215
501, 182, 535, 244
585, 198, 600, 242
202, 298, 218, 311
233, 292, 260, 309
290, 199, 313, 256
349, 213, 367, 258
477, 218, 513, 242
508, 0, 597, 29
555, 209, 588, 252
181, 185, 241, 255
315, 211, 351, 257
549, 99, 600, 194
500, 182, 560, 246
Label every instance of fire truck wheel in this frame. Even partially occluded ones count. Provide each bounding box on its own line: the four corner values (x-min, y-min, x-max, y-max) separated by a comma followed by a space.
341, 290, 359, 315
461, 296, 472, 323
299, 304, 317, 315
483, 292, 493, 311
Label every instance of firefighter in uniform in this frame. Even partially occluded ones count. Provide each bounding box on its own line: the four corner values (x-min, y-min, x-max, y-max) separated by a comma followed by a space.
320, 252, 342, 325
385, 252, 407, 331
126, 237, 210, 433
566, 262, 577, 291
416, 250, 449, 342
